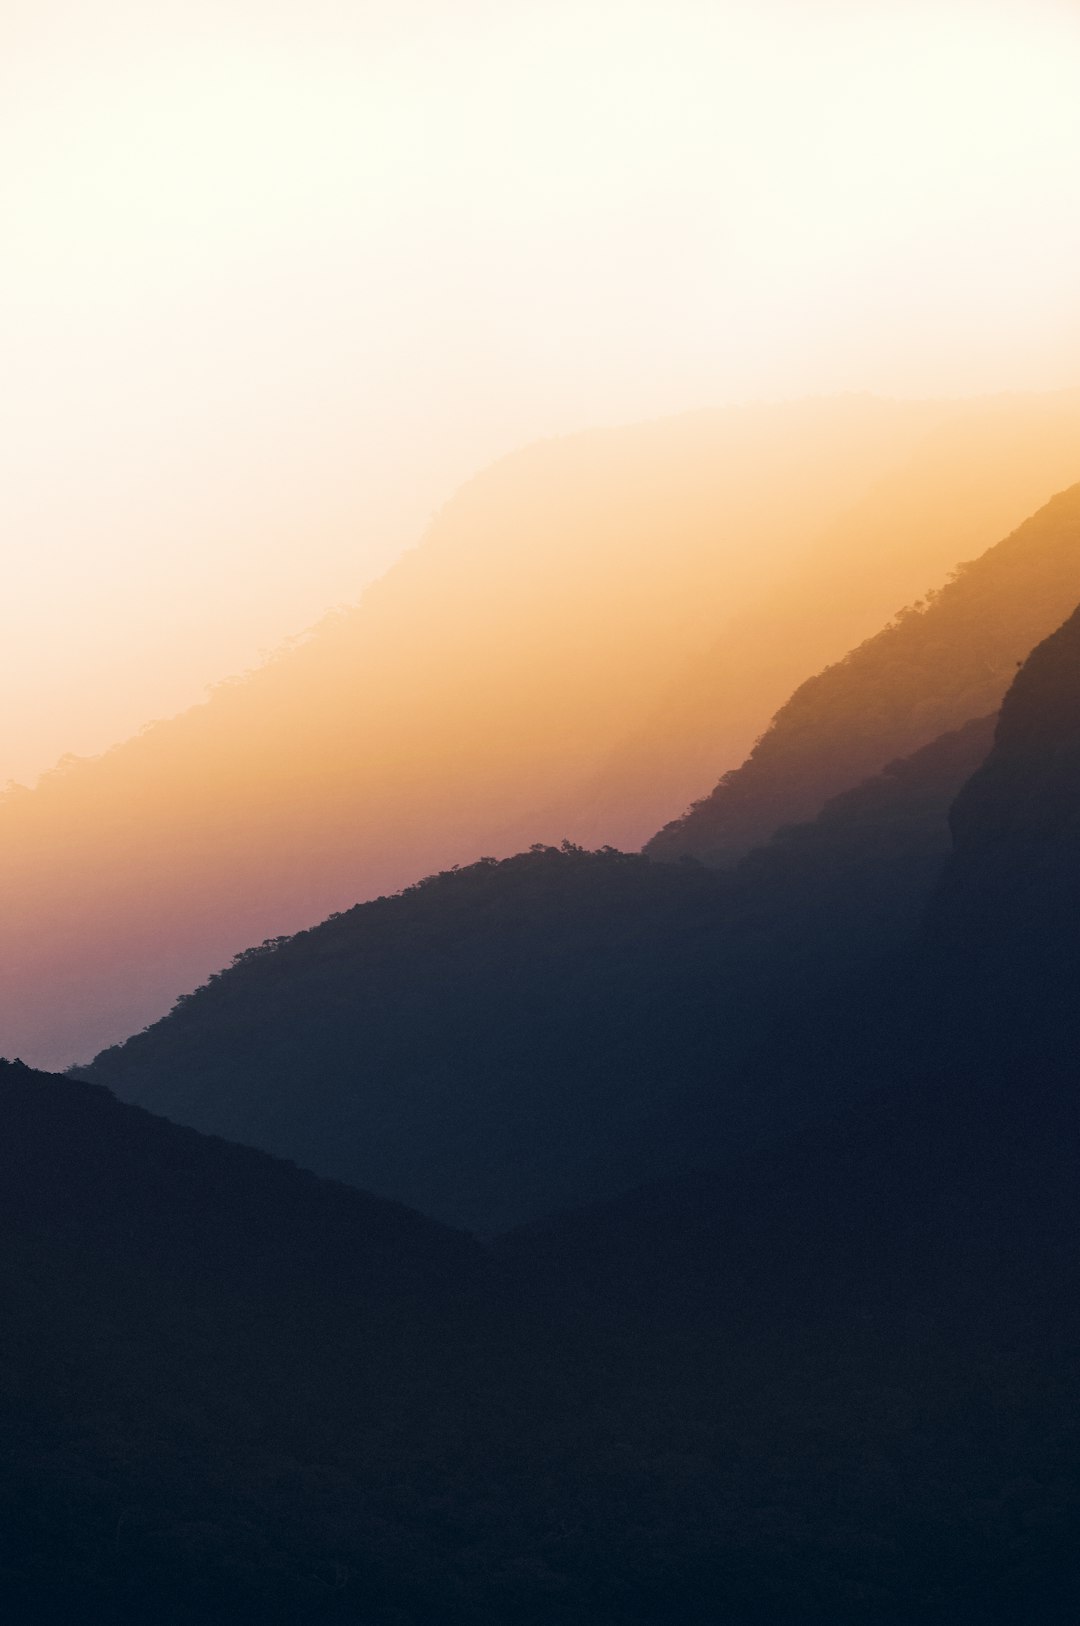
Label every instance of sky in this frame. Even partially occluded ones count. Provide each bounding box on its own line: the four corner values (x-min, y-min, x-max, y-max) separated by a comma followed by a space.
3, 0, 1079, 788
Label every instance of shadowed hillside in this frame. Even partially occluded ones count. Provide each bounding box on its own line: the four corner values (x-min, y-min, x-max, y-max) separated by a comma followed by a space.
535, 391, 1080, 847
85, 706, 994, 1233
732, 712, 996, 974
649, 480, 1080, 865
501, 609, 1080, 1622
31, 600, 1080, 1621
923, 598, 1080, 1049
0, 1060, 520, 1623
6, 392, 1080, 1071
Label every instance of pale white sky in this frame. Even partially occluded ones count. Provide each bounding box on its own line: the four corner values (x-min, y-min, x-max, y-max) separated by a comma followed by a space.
3, 0, 1079, 785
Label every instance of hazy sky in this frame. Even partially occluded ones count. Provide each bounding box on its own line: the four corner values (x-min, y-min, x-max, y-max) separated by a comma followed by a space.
3, 0, 1079, 786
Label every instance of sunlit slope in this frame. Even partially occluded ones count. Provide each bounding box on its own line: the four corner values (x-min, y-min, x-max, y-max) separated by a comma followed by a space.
649, 480, 1080, 865
0, 394, 951, 1069
564, 392, 1080, 848
4, 392, 1079, 1069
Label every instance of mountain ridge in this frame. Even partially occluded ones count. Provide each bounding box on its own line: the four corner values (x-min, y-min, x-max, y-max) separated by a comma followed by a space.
82, 707, 996, 1231
7, 391, 1080, 1069
18, 583, 1080, 1621
648, 481, 1080, 864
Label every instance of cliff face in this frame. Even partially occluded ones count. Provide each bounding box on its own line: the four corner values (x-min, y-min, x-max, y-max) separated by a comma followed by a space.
648, 483, 1080, 866
570, 393, 1080, 848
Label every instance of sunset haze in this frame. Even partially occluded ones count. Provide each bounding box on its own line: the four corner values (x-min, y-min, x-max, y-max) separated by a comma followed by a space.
3, 0, 1079, 784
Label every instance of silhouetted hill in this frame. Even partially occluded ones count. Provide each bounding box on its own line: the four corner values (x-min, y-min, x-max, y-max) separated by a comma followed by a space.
20, 607, 1080, 1622
8, 392, 1080, 1071
83, 849, 734, 1231
917, 599, 1080, 1074
12, 1045, 1080, 1624
931, 599, 1080, 960
0, 1060, 529, 1623
729, 711, 995, 980
0, 394, 935, 1070
538, 391, 1080, 848
85, 708, 994, 1233
649, 481, 1080, 864
499, 1039, 1080, 1621
502, 613, 1080, 1621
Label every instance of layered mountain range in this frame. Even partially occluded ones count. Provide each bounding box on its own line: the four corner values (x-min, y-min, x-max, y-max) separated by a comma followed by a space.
85, 482, 1080, 1232
11, 576, 1080, 1621
7, 395, 1080, 1618
6, 390, 1080, 1069
649, 480, 1080, 863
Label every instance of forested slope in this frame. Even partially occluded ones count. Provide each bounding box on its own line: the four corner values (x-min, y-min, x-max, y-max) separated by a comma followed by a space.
85, 711, 995, 1232
649, 482, 1080, 863
8, 394, 1080, 1071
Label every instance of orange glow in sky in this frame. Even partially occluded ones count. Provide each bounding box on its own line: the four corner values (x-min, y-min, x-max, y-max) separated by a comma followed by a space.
3, 0, 1080, 786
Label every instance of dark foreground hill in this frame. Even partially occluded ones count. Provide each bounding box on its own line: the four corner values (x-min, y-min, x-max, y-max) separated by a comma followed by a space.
15, 608, 1080, 1622
648, 481, 1080, 865
86, 713, 994, 1232
504, 608, 1080, 1621
502, 1062, 1080, 1623
0, 1061, 525, 1624
10, 1044, 1080, 1626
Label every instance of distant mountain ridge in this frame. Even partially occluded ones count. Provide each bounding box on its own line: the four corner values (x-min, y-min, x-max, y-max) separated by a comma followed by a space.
648, 481, 1080, 864
82, 480, 1080, 1231
6, 391, 1080, 1070
536, 391, 1080, 848
83, 709, 994, 1232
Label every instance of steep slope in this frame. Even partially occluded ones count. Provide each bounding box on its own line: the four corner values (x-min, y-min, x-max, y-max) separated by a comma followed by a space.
6, 392, 1080, 1071
732, 712, 995, 977
0, 394, 938, 1071
921, 599, 1080, 1057
649, 479, 1080, 864
85, 711, 993, 1233
934, 598, 1080, 941
530, 602, 1080, 1374
25, 613, 1080, 1623
83, 849, 735, 1231
544, 389, 1080, 847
